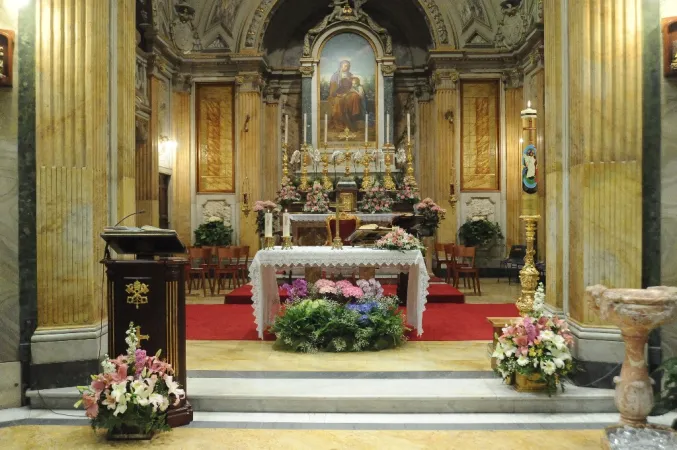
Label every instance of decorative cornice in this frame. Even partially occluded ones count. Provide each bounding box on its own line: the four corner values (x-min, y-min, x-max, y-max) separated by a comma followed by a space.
235, 72, 266, 93
501, 67, 523, 89
432, 69, 460, 90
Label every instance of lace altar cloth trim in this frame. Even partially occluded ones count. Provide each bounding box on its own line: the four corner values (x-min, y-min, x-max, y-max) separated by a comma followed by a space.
289, 213, 399, 224
249, 247, 430, 339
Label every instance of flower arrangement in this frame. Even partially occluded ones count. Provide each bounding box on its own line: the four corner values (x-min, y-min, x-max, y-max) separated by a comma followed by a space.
373, 227, 425, 253
75, 323, 185, 438
276, 177, 301, 208
395, 183, 421, 204
492, 312, 574, 395
254, 200, 280, 237
303, 181, 330, 213
271, 278, 408, 353
193, 217, 232, 247
358, 182, 394, 214
414, 198, 446, 236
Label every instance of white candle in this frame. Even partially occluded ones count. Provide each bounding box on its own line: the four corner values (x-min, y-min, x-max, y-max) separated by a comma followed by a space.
285, 114, 289, 144
407, 113, 411, 143
282, 210, 290, 237
386, 113, 390, 145
365, 114, 369, 143
303, 113, 307, 144
324, 114, 328, 145
264, 211, 273, 238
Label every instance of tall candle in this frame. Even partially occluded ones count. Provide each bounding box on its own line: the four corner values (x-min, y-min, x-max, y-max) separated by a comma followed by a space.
324, 114, 328, 145
285, 114, 289, 144
386, 113, 390, 145
282, 210, 290, 237
303, 113, 307, 144
365, 114, 369, 143
407, 113, 411, 143
264, 210, 273, 238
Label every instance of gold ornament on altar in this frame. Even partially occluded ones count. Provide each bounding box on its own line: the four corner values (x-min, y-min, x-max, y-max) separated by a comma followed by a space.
382, 145, 396, 191
338, 127, 357, 142
299, 144, 310, 191
134, 327, 150, 348
403, 142, 417, 188
360, 151, 375, 191
282, 143, 290, 181
126, 281, 150, 310
331, 203, 343, 250
321, 152, 333, 190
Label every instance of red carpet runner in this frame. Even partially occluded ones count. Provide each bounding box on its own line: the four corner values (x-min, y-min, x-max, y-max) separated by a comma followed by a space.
225, 283, 465, 304
186, 303, 518, 341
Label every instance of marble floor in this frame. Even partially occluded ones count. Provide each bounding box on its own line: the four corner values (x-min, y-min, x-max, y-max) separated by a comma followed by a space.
186, 340, 493, 372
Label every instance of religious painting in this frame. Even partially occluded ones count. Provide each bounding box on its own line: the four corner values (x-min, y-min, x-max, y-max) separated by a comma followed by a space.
0, 30, 14, 87
522, 144, 537, 194
196, 84, 235, 193
318, 32, 377, 148
460, 81, 500, 191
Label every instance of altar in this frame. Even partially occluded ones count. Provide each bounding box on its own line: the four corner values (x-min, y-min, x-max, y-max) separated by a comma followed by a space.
249, 246, 430, 339
291, 213, 399, 246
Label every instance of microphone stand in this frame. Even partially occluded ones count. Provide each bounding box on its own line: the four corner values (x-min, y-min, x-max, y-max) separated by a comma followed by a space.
103, 210, 146, 260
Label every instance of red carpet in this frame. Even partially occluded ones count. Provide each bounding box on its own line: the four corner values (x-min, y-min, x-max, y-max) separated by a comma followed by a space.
186, 303, 518, 341
225, 284, 464, 304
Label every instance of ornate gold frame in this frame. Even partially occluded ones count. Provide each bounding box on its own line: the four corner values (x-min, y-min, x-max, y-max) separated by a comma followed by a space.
325, 212, 362, 246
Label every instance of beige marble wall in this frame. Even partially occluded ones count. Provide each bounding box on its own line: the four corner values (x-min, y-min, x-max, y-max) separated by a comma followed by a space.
35, 0, 111, 328
543, 0, 564, 310
172, 91, 192, 244
0, 1, 20, 408
567, 0, 643, 325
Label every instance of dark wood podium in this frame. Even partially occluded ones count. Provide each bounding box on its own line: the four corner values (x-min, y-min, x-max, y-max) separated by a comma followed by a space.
101, 230, 193, 428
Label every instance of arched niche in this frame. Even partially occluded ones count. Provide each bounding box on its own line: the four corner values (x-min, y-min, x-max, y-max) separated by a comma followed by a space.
299, 9, 396, 150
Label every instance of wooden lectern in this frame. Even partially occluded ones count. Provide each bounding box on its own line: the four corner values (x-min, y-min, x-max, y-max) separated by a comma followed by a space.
101, 229, 193, 428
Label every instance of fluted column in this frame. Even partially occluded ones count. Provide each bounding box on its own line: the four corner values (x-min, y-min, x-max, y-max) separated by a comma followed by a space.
116, 0, 136, 220
417, 87, 435, 200
136, 74, 161, 227
172, 89, 192, 244
432, 70, 458, 243
503, 70, 524, 251
263, 94, 280, 201
236, 73, 264, 249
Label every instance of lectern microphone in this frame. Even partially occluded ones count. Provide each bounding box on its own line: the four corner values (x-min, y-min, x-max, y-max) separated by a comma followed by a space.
112, 209, 146, 227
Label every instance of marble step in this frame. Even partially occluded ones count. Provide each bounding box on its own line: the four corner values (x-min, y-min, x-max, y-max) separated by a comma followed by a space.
28, 377, 616, 414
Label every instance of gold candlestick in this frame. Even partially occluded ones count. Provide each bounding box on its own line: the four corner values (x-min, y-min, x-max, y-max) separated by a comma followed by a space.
403, 142, 417, 188
321, 152, 333, 190
382, 144, 396, 190
344, 151, 353, 178
282, 143, 290, 182
281, 236, 293, 249
331, 203, 343, 250
516, 215, 540, 315
360, 153, 374, 191
299, 144, 310, 191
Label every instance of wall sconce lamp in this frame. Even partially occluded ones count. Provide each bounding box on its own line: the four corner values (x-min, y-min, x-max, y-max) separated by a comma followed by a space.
241, 176, 252, 217
448, 183, 457, 207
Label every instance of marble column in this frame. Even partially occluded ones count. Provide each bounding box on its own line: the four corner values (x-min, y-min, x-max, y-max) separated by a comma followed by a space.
503, 70, 524, 252
236, 73, 264, 250
30, 0, 133, 389
0, 1, 21, 408
171, 89, 192, 244
431, 70, 458, 244
417, 87, 435, 200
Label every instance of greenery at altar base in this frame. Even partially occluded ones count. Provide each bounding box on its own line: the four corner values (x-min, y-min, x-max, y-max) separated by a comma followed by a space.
193, 216, 233, 247
74, 323, 185, 440
269, 278, 409, 353
492, 284, 575, 395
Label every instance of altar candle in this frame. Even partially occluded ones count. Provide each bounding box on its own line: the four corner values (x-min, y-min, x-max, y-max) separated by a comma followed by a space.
264, 210, 273, 238
282, 210, 290, 237
303, 113, 307, 144
365, 114, 369, 143
285, 114, 289, 144
386, 113, 390, 144
407, 113, 411, 143
324, 114, 328, 145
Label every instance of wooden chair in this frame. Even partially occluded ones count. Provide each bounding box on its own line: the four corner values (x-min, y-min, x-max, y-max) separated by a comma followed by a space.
453, 246, 481, 295
186, 247, 212, 296
325, 212, 361, 246
435, 243, 451, 281
236, 245, 250, 286
213, 246, 241, 295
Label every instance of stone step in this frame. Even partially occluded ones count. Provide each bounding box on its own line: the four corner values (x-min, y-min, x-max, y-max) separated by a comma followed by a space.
27, 377, 615, 414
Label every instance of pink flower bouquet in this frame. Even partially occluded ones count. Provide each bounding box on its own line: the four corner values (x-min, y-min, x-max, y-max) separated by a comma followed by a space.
373, 227, 425, 253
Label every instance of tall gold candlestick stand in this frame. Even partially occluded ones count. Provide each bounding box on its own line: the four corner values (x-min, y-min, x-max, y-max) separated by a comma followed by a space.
382, 144, 396, 190
321, 151, 333, 190
331, 203, 343, 250
360, 152, 375, 191
299, 144, 310, 191
403, 142, 417, 188
516, 101, 540, 316
281, 143, 290, 183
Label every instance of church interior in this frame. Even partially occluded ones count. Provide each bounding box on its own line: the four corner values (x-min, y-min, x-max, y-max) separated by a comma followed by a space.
0, 0, 676, 448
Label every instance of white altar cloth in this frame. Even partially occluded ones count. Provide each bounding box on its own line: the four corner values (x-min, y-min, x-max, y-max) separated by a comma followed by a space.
289, 213, 399, 224
249, 246, 430, 339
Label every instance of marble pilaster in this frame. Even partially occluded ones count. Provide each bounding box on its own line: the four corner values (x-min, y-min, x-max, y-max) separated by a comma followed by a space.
300, 67, 313, 146
504, 81, 524, 253
171, 90, 192, 244
263, 96, 280, 201
382, 67, 395, 145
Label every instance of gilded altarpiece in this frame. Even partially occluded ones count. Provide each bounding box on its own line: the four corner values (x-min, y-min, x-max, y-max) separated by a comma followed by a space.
196, 84, 235, 193
460, 81, 500, 191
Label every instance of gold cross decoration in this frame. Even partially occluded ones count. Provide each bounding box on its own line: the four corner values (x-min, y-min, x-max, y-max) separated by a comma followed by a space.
338, 127, 356, 141
134, 326, 150, 349
126, 280, 150, 309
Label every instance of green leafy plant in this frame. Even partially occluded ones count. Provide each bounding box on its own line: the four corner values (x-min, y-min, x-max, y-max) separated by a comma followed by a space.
194, 218, 233, 247
458, 218, 504, 248
651, 357, 677, 429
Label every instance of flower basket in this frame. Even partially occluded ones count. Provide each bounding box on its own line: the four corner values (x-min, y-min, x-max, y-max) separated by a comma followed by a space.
514, 372, 549, 392
107, 425, 153, 441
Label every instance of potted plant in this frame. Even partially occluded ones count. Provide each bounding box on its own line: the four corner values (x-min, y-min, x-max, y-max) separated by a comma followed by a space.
358, 182, 394, 214
276, 177, 301, 210
303, 181, 330, 213
393, 183, 421, 211
413, 198, 446, 237
193, 217, 232, 247
74, 323, 185, 440
458, 217, 503, 248
651, 356, 677, 429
